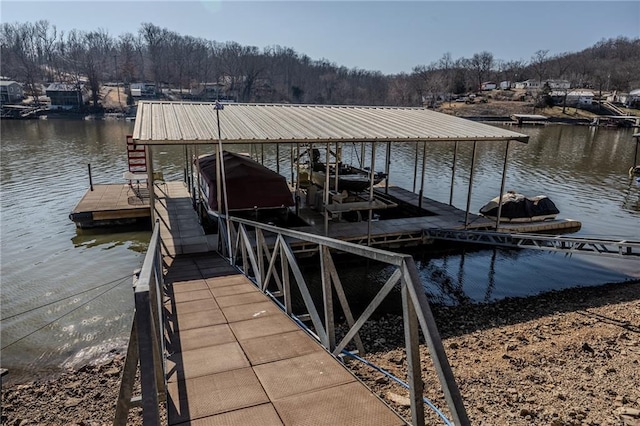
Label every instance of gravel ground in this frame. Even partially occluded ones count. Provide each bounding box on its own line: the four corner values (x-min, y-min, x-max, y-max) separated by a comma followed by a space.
2, 280, 638, 425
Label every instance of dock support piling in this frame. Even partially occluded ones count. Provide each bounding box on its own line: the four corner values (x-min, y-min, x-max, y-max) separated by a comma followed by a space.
464, 141, 478, 229
449, 141, 458, 206
367, 142, 376, 246
495, 140, 511, 230
418, 141, 426, 210
385, 141, 391, 194
88, 164, 93, 191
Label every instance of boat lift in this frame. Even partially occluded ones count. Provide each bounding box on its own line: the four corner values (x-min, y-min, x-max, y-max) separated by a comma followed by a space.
424, 229, 640, 258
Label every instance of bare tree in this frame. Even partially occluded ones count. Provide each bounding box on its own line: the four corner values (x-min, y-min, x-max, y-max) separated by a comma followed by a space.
530, 49, 550, 82
469, 51, 494, 90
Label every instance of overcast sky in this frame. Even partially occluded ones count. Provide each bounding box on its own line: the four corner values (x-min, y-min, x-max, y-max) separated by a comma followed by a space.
2, 1, 639, 74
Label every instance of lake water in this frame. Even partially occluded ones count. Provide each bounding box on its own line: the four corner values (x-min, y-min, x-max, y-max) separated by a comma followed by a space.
1, 119, 638, 383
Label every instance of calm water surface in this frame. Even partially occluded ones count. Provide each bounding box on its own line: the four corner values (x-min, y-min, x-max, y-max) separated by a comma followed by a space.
1, 119, 638, 383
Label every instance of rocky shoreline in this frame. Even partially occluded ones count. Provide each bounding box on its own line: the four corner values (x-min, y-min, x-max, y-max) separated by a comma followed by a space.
2, 279, 638, 425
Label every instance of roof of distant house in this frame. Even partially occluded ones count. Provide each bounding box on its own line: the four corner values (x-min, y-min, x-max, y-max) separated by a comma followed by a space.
0, 80, 19, 87
46, 83, 80, 92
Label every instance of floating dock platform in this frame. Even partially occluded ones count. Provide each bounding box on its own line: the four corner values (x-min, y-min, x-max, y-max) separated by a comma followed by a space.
69, 184, 150, 228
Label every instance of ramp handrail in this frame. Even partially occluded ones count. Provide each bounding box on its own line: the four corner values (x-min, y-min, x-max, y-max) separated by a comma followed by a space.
114, 219, 166, 425
425, 229, 640, 258
208, 208, 470, 426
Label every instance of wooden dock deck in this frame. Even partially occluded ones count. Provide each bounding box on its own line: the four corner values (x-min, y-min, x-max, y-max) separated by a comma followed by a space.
156, 182, 405, 425
69, 183, 150, 228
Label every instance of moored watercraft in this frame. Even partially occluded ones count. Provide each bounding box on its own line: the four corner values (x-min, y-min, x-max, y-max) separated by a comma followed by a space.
197, 151, 296, 224
479, 191, 559, 223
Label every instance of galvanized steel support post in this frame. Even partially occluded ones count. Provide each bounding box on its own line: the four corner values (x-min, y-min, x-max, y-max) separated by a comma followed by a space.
464, 141, 478, 229
449, 141, 458, 206
385, 141, 391, 194
320, 246, 336, 350
402, 258, 470, 426
113, 317, 140, 425
419, 141, 427, 210
133, 289, 160, 425
495, 140, 511, 230
145, 146, 155, 224
402, 282, 425, 426
367, 142, 377, 246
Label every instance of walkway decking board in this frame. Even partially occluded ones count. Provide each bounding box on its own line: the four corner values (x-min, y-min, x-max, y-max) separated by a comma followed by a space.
158, 186, 406, 425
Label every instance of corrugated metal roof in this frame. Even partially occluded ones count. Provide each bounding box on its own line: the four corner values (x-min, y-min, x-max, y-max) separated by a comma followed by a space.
132, 101, 529, 145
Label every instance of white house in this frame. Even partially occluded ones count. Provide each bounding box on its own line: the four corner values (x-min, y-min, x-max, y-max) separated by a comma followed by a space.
514, 79, 541, 90
628, 89, 640, 106
481, 81, 497, 91
566, 90, 594, 106
499, 81, 511, 90
514, 79, 570, 91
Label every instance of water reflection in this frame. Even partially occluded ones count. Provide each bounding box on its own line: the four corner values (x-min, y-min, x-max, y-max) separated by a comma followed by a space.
71, 227, 151, 253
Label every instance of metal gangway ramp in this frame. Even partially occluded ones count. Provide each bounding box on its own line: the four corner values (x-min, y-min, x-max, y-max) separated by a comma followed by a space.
114, 181, 471, 426
425, 229, 640, 258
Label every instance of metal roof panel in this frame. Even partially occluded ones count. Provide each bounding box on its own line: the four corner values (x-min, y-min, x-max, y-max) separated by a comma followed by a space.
132, 102, 529, 145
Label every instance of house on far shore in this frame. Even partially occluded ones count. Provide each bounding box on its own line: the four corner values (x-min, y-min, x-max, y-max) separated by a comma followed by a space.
546, 80, 571, 90
130, 83, 157, 98
0, 80, 24, 104
567, 90, 594, 106
46, 83, 88, 110
514, 79, 571, 91
550, 90, 595, 107
481, 81, 497, 91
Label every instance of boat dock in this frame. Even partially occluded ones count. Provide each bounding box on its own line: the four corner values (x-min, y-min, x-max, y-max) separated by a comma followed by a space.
69, 183, 150, 228
510, 114, 549, 125
116, 181, 406, 425
287, 185, 581, 251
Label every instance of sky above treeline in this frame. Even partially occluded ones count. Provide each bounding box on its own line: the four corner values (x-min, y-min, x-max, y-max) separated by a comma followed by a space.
2, 1, 639, 74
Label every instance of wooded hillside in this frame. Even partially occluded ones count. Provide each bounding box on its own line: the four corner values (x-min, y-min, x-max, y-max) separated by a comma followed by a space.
1, 21, 639, 107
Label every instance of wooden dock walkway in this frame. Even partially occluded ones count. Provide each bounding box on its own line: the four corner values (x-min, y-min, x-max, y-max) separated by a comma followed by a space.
156, 182, 405, 425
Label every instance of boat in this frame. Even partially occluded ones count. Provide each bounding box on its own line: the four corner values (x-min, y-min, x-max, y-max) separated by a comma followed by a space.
197, 151, 297, 225
479, 191, 559, 223
308, 148, 386, 193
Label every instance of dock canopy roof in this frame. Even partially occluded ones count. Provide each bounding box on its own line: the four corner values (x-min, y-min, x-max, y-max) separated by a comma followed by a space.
132, 101, 529, 145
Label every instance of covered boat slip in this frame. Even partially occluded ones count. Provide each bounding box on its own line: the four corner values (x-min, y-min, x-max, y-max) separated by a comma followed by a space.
132, 101, 578, 244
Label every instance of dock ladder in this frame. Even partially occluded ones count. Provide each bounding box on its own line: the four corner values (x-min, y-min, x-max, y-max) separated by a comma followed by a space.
126, 135, 147, 174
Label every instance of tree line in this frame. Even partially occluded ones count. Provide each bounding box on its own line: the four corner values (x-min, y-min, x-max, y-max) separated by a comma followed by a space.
1, 20, 639, 108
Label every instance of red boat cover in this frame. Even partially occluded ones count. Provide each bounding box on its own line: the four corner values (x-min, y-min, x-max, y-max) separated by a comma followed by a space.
198, 151, 294, 211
